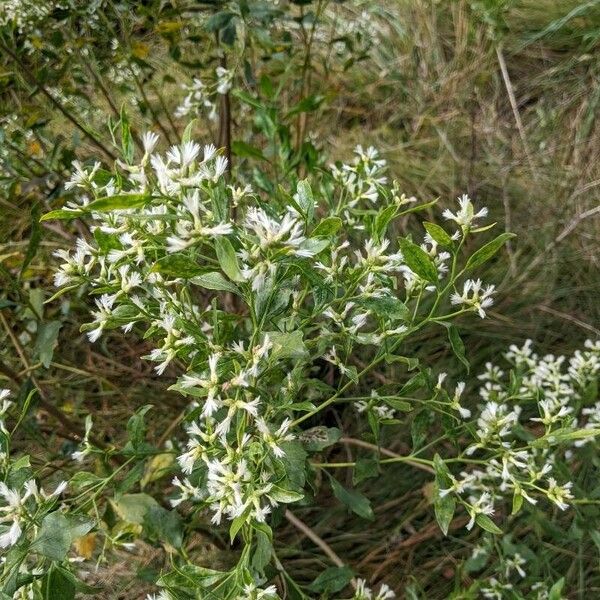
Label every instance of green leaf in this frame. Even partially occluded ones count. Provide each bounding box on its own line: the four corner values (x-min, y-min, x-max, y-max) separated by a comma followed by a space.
229, 507, 250, 543
512, 490, 524, 515
231, 140, 266, 161
86, 193, 149, 212
475, 513, 502, 534
398, 238, 438, 283
312, 216, 342, 237
358, 295, 409, 321
252, 527, 273, 571
308, 566, 354, 594
191, 272, 240, 294
152, 254, 204, 278
374, 205, 398, 241
446, 324, 469, 372
42, 564, 75, 600
40, 209, 83, 222
353, 457, 379, 485
143, 506, 183, 548
233, 89, 264, 110
287, 94, 325, 118
533, 427, 600, 447
268, 486, 304, 503
34, 513, 93, 561
329, 477, 374, 520
548, 578, 565, 600
465, 233, 515, 272
383, 398, 412, 412
34, 321, 62, 368
423, 221, 453, 247
126, 404, 152, 451
111, 493, 159, 525
182, 119, 197, 144
214, 237, 244, 282
120, 106, 134, 163
21, 202, 42, 276
205, 10, 234, 32
267, 331, 307, 360
296, 180, 315, 222
158, 565, 226, 592
433, 455, 455, 536
34, 513, 72, 561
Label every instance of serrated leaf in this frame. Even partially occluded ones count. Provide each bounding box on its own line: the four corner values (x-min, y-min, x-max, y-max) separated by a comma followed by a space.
465, 233, 515, 272
398, 238, 438, 283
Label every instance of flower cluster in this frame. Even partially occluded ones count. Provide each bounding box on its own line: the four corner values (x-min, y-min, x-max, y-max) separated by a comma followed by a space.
436, 339, 600, 530
174, 67, 233, 121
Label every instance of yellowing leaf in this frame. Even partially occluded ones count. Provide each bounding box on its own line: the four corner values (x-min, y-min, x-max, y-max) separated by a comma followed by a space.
73, 533, 96, 560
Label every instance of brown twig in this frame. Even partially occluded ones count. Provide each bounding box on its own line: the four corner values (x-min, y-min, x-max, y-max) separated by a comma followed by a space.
285, 509, 357, 589
340, 437, 435, 474
0, 41, 116, 161
0, 311, 112, 453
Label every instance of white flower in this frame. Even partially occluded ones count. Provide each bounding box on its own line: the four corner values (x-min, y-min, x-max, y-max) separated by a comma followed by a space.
546, 478, 573, 511
215, 66, 233, 95
466, 492, 495, 530
451, 279, 495, 318
442, 194, 488, 230
142, 131, 160, 155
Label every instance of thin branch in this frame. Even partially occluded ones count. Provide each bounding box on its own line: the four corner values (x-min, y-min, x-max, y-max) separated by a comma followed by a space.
0, 311, 113, 454
0, 41, 116, 161
285, 509, 357, 589
536, 305, 600, 336
340, 437, 435, 474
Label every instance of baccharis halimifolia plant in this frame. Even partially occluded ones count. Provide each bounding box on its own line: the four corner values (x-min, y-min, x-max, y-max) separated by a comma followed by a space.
22, 127, 600, 598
